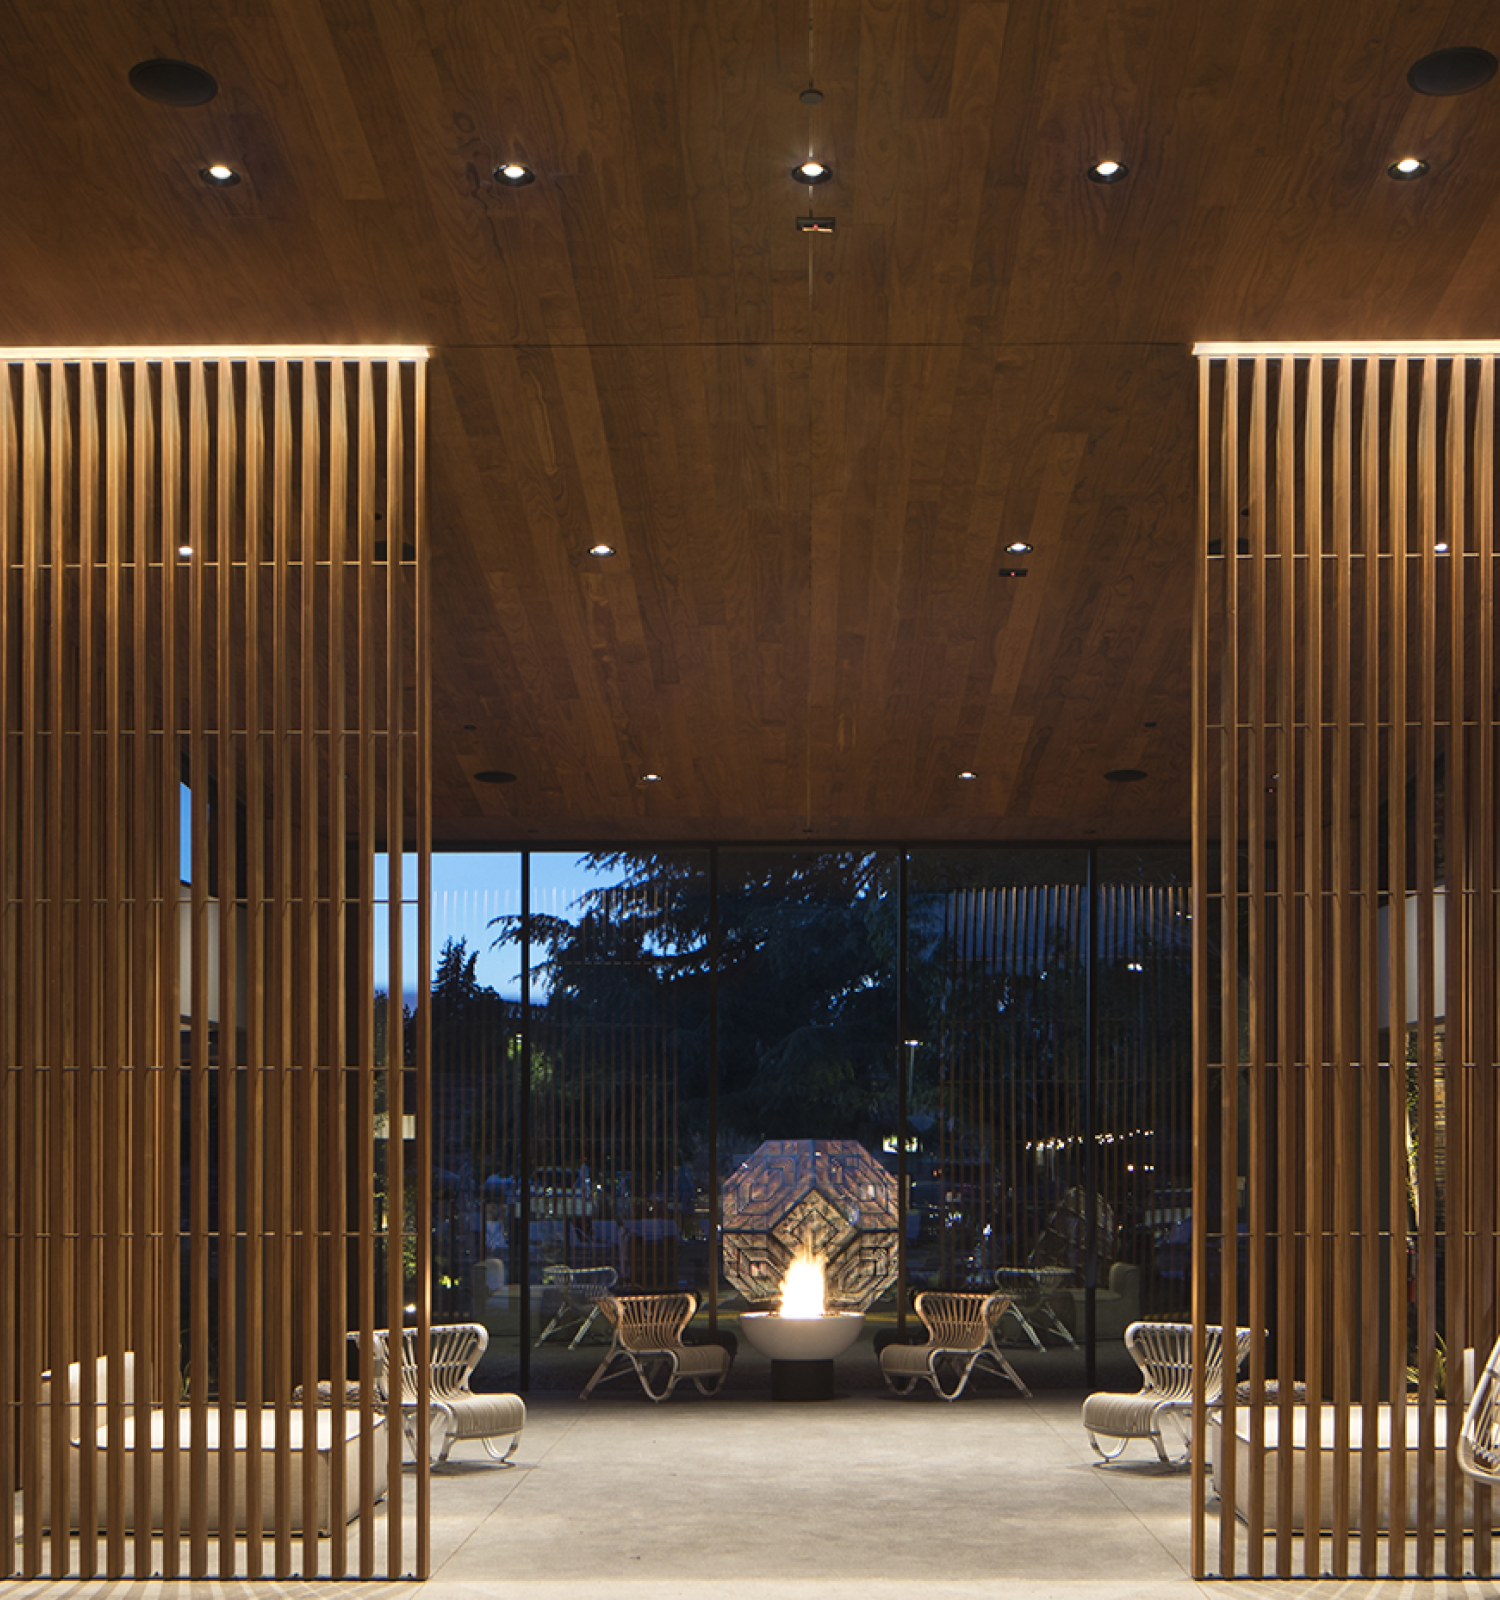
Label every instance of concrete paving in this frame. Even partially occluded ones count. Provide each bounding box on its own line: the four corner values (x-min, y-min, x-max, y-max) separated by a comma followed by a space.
8, 1390, 1499, 1598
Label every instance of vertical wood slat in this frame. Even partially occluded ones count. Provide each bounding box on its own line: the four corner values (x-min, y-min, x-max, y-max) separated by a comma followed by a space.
326, 360, 350, 1574
1189, 352, 1212, 1582
1196, 344, 1500, 1579
1244, 355, 1269, 1574
187, 358, 212, 1578
1414, 355, 1438, 1575
0, 349, 426, 1581
0, 363, 13, 1575
1464, 356, 1490, 1568
1273, 355, 1300, 1578
242, 360, 267, 1575
1358, 354, 1383, 1579
215, 355, 241, 1580
1216, 356, 1240, 1584
1328, 353, 1353, 1577
1301, 353, 1326, 1575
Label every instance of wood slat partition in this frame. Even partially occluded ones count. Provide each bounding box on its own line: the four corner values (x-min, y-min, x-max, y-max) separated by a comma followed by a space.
1194, 344, 1500, 1579
0, 347, 429, 1580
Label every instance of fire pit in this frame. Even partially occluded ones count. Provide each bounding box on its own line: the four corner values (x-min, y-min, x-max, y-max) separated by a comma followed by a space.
738, 1252, 866, 1400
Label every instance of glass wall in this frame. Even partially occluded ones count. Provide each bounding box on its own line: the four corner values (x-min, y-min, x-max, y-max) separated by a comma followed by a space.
419, 844, 1191, 1391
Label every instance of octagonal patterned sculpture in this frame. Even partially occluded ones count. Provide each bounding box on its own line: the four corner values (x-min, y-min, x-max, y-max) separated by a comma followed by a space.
720, 1139, 899, 1312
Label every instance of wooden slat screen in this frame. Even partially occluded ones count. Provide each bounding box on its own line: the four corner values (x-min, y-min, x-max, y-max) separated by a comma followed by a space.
1194, 346, 1500, 1579
0, 348, 429, 1580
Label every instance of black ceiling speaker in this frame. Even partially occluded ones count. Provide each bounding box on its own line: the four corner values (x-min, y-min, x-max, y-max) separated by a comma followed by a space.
1407, 47, 1498, 96
129, 59, 219, 106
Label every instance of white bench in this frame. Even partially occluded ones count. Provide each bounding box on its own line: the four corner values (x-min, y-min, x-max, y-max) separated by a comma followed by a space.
37, 1354, 388, 1535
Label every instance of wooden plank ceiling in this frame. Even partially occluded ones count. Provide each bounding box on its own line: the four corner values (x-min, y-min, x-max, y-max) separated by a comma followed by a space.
4, 0, 1500, 843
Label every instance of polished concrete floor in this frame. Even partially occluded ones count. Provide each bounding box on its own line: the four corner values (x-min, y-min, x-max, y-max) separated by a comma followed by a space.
9, 1387, 1500, 1598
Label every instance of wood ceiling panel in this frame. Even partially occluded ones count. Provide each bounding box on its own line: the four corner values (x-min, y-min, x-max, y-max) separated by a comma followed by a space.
7, 0, 1500, 841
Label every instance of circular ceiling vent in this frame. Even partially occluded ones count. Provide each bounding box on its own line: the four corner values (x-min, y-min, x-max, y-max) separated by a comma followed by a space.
129, 59, 219, 106
1407, 46, 1498, 96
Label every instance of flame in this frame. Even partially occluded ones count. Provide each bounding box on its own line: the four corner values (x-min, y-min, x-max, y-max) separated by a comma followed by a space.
778, 1252, 826, 1318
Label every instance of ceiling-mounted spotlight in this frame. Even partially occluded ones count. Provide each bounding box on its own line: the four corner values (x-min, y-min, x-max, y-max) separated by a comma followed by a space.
1087, 159, 1129, 184
1006, 540, 1033, 553
793, 160, 833, 184
1388, 156, 1429, 179
200, 163, 241, 186
957, 770, 978, 781
494, 162, 536, 186
589, 542, 617, 557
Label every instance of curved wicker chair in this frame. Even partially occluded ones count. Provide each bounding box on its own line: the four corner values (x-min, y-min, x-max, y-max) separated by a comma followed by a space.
368, 1323, 525, 1466
1082, 1320, 1252, 1466
879, 1291, 1032, 1401
1459, 1333, 1500, 1485
580, 1292, 732, 1402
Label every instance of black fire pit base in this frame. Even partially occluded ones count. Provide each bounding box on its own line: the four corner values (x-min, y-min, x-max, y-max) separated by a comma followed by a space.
770, 1357, 836, 1401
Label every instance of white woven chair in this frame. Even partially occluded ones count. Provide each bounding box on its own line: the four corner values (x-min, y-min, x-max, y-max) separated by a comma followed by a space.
879, 1291, 1032, 1400
1459, 1333, 1500, 1485
1082, 1320, 1252, 1465
579, 1292, 732, 1401
367, 1323, 525, 1466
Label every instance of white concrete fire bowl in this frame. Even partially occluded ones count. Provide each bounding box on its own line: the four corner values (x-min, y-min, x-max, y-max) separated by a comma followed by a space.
737, 1311, 866, 1362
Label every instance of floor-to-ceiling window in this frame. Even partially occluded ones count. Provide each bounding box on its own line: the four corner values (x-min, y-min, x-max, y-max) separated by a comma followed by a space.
426, 843, 1191, 1393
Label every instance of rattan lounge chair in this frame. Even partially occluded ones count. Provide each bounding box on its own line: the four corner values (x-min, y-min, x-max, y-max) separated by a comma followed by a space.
1459, 1332, 1500, 1486
878, 1291, 1032, 1400
367, 1323, 525, 1466
579, 1292, 732, 1401
1082, 1320, 1252, 1465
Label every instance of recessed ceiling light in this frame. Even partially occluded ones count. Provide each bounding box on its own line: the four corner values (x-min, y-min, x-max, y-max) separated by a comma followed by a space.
494, 162, 535, 186
589, 542, 616, 557
957, 770, 978, 781
793, 160, 832, 184
1435, 541, 1450, 552
177, 544, 193, 558
800, 87, 825, 105
129, 58, 218, 106
473, 770, 518, 784
1088, 159, 1129, 184
641, 772, 662, 783
1407, 46, 1499, 96
1006, 540, 1033, 554
200, 163, 241, 186
1389, 156, 1429, 179
1104, 768, 1148, 783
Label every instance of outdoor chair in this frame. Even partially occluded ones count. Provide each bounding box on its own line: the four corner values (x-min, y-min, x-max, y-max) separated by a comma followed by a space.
366, 1323, 525, 1466
579, 1292, 732, 1402
1082, 1320, 1253, 1466
878, 1291, 1032, 1401
1459, 1332, 1500, 1486
536, 1264, 618, 1348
